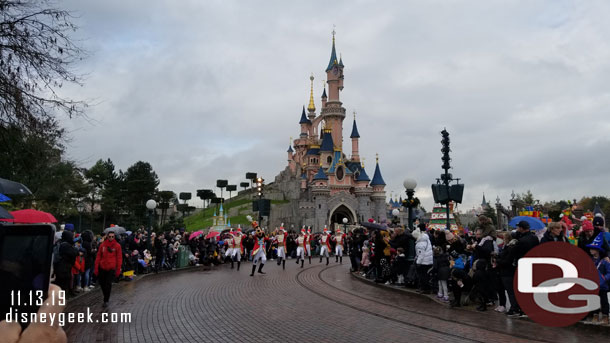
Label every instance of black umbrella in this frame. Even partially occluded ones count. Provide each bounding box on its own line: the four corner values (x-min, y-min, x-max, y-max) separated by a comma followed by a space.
361, 222, 387, 231
0, 178, 32, 195
0, 205, 13, 220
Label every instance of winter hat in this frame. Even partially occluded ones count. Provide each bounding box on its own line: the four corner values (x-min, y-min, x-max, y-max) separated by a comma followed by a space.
412, 228, 421, 241
64, 223, 74, 232
593, 215, 604, 227
517, 221, 530, 230
581, 220, 594, 232
586, 233, 605, 251
445, 230, 455, 241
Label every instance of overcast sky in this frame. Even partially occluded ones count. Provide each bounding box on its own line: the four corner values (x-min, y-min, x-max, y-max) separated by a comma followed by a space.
58, 0, 610, 212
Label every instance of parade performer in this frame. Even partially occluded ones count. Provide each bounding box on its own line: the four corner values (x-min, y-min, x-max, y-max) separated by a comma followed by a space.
319, 226, 331, 265
306, 226, 313, 264
295, 228, 306, 268
231, 226, 244, 271
247, 215, 269, 276
275, 223, 288, 270
333, 227, 347, 264
224, 228, 235, 267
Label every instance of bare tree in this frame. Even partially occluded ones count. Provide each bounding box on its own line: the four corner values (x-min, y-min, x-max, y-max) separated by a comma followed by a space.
0, 0, 85, 137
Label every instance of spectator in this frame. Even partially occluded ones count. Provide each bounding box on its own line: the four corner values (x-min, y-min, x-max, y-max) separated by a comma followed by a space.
72, 248, 86, 292
55, 231, 78, 294
95, 231, 123, 308
540, 222, 568, 243
505, 220, 539, 317
433, 245, 450, 302
585, 233, 610, 324
413, 227, 433, 294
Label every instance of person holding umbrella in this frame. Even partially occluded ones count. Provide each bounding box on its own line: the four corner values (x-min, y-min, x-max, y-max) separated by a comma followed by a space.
95, 231, 123, 308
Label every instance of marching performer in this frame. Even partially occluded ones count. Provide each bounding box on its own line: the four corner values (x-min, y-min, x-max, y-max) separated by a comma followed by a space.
295, 228, 306, 268
333, 227, 347, 264
224, 228, 235, 268
306, 226, 313, 264
275, 224, 288, 270
247, 215, 269, 276
319, 226, 331, 265
231, 226, 244, 271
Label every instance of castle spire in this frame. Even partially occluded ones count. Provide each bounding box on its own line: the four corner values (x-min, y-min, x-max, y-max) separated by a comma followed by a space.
350, 111, 360, 138
370, 154, 386, 186
326, 28, 338, 72
307, 74, 316, 112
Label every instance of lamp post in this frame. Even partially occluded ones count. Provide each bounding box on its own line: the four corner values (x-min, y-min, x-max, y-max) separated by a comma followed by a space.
391, 208, 400, 226
403, 178, 417, 231
146, 199, 157, 251
76, 202, 85, 233
342, 217, 348, 233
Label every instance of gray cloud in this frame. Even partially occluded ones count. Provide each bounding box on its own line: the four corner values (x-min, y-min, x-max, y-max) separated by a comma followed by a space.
58, 0, 610, 211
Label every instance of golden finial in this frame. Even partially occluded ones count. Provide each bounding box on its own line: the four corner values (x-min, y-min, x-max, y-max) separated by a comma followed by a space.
308, 74, 316, 112
362, 157, 366, 168
332, 25, 336, 44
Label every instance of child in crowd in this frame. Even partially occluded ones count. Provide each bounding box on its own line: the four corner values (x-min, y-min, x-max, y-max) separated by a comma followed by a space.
394, 247, 408, 285
433, 245, 451, 302
360, 247, 371, 275
72, 248, 85, 293
586, 233, 610, 324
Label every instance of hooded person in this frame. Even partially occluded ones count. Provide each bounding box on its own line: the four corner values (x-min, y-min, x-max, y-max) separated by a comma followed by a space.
414, 228, 433, 293
319, 226, 331, 265
55, 230, 78, 293
80, 230, 96, 290
585, 233, 610, 324
95, 230, 123, 307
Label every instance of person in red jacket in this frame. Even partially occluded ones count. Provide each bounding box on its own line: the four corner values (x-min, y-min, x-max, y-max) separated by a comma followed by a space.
95, 231, 122, 308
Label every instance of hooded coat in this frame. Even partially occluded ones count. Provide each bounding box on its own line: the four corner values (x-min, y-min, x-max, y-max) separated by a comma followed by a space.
414, 230, 433, 265
56, 231, 78, 277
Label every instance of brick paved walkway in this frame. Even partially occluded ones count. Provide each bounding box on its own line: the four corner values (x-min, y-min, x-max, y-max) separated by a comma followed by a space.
64, 262, 608, 342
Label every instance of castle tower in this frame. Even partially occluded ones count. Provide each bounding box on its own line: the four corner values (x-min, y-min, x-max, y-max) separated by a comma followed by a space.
299, 106, 310, 138
319, 126, 334, 168
323, 30, 346, 150
321, 81, 327, 108
287, 141, 296, 174
370, 154, 387, 222
307, 74, 316, 121
350, 111, 360, 162
354, 162, 372, 222
311, 165, 330, 231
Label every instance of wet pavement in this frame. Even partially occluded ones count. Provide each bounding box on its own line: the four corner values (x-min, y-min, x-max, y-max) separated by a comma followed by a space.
64, 261, 608, 342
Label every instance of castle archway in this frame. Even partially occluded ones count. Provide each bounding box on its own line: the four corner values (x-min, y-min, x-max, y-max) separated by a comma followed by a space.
329, 204, 356, 230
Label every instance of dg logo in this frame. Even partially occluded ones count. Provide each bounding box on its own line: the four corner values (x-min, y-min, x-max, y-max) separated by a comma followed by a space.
515, 242, 600, 327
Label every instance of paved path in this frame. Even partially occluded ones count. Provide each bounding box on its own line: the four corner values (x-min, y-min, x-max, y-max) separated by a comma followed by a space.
65, 261, 607, 342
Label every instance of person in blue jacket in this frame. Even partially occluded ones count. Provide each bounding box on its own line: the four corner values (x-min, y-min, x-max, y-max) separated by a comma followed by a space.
586, 232, 610, 325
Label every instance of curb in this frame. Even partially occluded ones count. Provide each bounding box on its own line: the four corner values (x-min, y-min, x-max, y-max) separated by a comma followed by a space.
350, 271, 610, 333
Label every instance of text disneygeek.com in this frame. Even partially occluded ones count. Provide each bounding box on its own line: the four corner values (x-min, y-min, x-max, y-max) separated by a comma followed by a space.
5, 308, 131, 326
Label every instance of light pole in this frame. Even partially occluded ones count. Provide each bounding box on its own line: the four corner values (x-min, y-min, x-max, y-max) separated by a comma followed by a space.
391, 208, 400, 227
342, 217, 348, 233
146, 199, 157, 252
403, 178, 417, 231
76, 202, 85, 233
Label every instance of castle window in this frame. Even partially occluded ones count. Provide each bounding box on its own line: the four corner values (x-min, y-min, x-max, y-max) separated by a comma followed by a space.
318, 204, 321, 209
336, 166, 344, 180
327, 156, 332, 164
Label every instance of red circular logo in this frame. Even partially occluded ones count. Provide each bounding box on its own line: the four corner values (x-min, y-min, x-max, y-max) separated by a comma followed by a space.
514, 242, 599, 327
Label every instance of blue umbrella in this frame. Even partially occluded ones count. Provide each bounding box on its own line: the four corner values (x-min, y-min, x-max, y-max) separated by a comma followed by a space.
508, 216, 546, 230
0, 193, 10, 202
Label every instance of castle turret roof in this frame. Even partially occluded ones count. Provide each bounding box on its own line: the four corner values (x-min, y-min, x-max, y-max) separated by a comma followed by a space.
370, 160, 386, 186
326, 34, 338, 72
299, 106, 311, 124
357, 166, 370, 182
350, 118, 360, 138
287, 145, 293, 153
313, 166, 328, 180
320, 130, 334, 152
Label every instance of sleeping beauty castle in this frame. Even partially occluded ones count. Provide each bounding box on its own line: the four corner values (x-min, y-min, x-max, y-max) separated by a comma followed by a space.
268, 32, 388, 231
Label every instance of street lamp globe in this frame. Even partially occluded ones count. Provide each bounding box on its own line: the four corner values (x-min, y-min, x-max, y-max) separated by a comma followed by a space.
146, 199, 157, 210
392, 208, 399, 217
76, 202, 85, 213
342, 217, 348, 224
403, 178, 417, 190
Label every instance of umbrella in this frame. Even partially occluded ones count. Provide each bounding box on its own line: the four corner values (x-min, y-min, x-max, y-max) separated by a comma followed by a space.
0, 178, 32, 195
0, 193, 11, 202
2, 209, 57, 224
189, 230, 204, 240
103, 226, 126, 235
508, 216, 546, 230
361, 221, 386, 231
205, 231, 220, 239
0, 205, 13, 220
